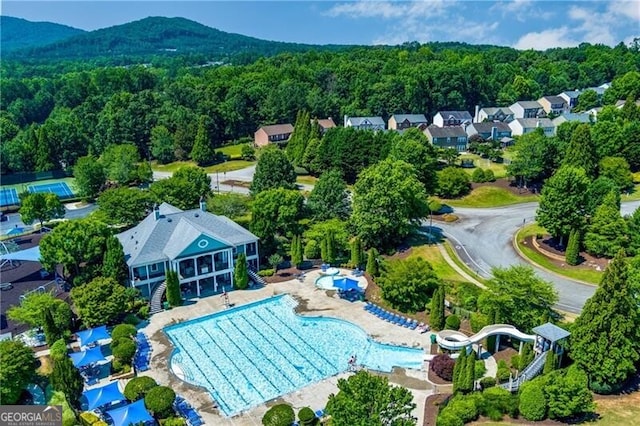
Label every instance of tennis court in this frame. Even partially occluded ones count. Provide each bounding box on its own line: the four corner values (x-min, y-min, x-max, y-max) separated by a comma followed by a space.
28, 182, 75, 199
0, 189, 19, 207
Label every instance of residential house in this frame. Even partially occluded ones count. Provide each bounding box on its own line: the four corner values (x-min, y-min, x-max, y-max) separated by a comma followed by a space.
466, 122, 512, 141
537, 96, 569, 116
423, 126, 468, 151
585, 82, 611, 99
315, 118, 336, 134
388, 114, 429, 131
432, 111, 473, 127
509, 118, 555, 137
509, 101, 545, 119
473, 106, 514, 123
343, 115, 385, 131
254, 123, 294, 147
116, 201, 259, 299
557, 90, 581, 109
615, 99, 640, 108
552, 112, 594, 129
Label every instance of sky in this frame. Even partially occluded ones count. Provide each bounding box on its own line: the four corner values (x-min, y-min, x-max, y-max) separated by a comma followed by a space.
2, 1, 639, 50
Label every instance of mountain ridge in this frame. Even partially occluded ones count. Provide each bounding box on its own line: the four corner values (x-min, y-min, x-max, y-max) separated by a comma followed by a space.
1, 16, 86, 52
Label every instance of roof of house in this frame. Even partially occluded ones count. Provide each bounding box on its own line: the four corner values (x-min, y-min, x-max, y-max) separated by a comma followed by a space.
539, 95, 566, 105
425, 125, 467, 138
391, 114, 428, 123
435, 111, 472, 121
116, 202, 258, 267
479, 107, 513, 116
558, 90, 581, 98
512, 118, 554, 128
552, 113, 593, 125
511, 101, 543, 109
258, 123, 294, 135
615, 99, 640, 108
315, 118, 336, 129
347, 116, 385, 126
532, 322, 571, 342
468, 122, 512, 133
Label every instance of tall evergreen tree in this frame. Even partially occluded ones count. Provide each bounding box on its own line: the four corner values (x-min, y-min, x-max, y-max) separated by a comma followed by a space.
543, 350, 556, 374
565, 228, 581, 266
570, 250, 640, 391
627, 207, 640, 256
350, 237, 364, 268
463, 350, 476, 392
366, 248, 379, 277
234, 253, 249, 290
102, 236, 129, 285
191, 116, 217, 166
430, 284, 445, 331
286, 110, 311, 166
50, 356, 83, 409
290, 236, 303, 268
563, 123, 598, 178
42, 307, 63, 346
452, 346, 467, 393
165, 270, 182, 306
325, 231, 336, 264
584, 191, 629, 258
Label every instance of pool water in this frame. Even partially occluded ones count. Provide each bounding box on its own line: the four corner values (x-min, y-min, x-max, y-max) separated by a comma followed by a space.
164, 294, 424, 417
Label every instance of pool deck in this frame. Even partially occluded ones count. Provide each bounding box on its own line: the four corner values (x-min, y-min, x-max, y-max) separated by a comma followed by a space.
139, 268, 435, 425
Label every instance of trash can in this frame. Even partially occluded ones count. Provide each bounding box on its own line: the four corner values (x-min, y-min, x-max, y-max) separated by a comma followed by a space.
163, 301, 170, 310
430, 334, 437, 344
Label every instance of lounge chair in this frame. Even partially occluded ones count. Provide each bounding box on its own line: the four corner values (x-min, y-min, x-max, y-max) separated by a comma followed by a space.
315, 409, 325, 418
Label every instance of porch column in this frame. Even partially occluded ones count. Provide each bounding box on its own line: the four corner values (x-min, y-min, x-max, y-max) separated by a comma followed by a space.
196, 280, 201, 297
213, 275, 218, 293
519, 340, 524, 355
146, 265, 150, 280
147, 281, 151, 298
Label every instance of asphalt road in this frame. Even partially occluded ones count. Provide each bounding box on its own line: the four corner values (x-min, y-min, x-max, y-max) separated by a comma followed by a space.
429, 200, 640, 313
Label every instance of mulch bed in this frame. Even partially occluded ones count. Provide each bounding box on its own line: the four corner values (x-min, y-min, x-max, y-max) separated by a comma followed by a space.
427, 368, 452, 385
261, 266, 307, 284
524, 235, 610, 273
423, 393, 450, 426
492, 346, 518, 367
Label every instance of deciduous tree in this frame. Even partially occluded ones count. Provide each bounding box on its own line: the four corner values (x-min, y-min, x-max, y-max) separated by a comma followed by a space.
150, 166, 211, 210
250, 146, 297, 195
307, 170, 350, 221
437, 167, 471, 198
19, 192, 65, 229
73, 155, 105, 200
0, 340, 36, 404
545, 366, 594, 419
250, 188, 304, 255
377, 257, 440, 313
7, 292, 71, 332
584, 191, 629, 257
150, 125, 175, 164
71, 277, 131, 327
96, 187, 154, 226
599, 156, 634, 192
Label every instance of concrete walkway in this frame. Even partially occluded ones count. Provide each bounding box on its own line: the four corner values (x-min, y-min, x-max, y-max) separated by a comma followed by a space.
137, 269, 433, 425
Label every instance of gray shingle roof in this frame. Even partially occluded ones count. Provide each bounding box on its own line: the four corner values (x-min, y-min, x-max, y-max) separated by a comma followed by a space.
558, 90, 581, 98
347, 116, 385, 126
436, 111, 473, 121
391, 114, 428, 123
514, 118, 554, 128
425, 125, 467, 138
259, 124, 294, 135
532, 323, 571, 342
552, 113, 592, 125
512, 101, 543, 109
469, 122, 511, 133
116, 203, 257, 267
540, 95, 566, 105
479, 107, 513, 116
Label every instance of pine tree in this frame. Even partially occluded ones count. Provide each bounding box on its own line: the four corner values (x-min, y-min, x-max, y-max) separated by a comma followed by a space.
42, 307, 62, 346
366, 248, 379, 277
286, 110, 311, 166
350, 237, 363, 268
325, 232, 336, 264
452, 346, 467, 393
570, 250, 640, 391
563, 123, 598, 178
50, 356, 83, 409
565, 228, 581, 266
543, 350, 556, 374
103, 236, 129, 285
521, 343, 534, 369
430, 285, 445, 331
191, 116, 216, 166
165, 270, 182, 306
234, 253, 249, 290
464, 350, 476, 392
290, 236, 303, 268
584, 191, 629, 257
320, 236, 328, 263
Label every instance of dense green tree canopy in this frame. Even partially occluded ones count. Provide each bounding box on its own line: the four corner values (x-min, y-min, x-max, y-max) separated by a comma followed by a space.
326, 370, 416, 426
73, 155, 106, 199
598, 156, 634, 192
437, 167, 471, 198
7, 292, 71, 332
389, 128, 438, 194
307, 169, 350, 221
584, 191, 629, 257
19, 192, 65, 228
478, 266, 558, 333
71, 276, 132, 327
351, 159, 428, 249
0, 340, 36, 404
149, 165, 211, 210
251, 188, 304, 253
378, 257, 441, 313
250, 146, 297, 195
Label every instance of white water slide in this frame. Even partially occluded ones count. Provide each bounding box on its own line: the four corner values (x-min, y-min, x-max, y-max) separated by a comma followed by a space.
436, 324, 536, 351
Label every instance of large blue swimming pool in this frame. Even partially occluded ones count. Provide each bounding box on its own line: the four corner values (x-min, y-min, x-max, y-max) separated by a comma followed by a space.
164, 294, 424, 417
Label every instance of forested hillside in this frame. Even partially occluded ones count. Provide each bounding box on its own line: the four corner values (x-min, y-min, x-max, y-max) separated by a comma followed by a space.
0, 16, 86, 52
4, 16, 345, 64
1, 41, 639, 175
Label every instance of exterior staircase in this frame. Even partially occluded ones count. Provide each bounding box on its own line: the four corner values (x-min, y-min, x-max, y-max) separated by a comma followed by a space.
248, 268, 266, 287
500, 350, 548, 392
149, 281, 167, 315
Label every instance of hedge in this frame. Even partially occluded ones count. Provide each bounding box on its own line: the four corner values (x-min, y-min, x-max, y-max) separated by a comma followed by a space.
519, 381, 547, 421
124, 376, 158, 401
145, 386, 176, 419
111, 324, 137, 341
262, 404, 295, 426
111, 338, 136, 364
444, 314, 461, 330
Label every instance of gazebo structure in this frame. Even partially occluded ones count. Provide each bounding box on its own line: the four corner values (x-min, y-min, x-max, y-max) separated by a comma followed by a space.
81, 382, 126, 411
532, 322, 571, 359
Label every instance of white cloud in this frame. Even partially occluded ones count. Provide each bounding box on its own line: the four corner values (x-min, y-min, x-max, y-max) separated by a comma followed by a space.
325, 0, 449, 20
490, 0, 555, 22
514, 27, 580, 50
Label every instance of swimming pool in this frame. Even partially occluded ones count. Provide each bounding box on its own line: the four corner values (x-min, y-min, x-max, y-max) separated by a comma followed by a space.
315, 274, 367, 291
164, 294, 424, 417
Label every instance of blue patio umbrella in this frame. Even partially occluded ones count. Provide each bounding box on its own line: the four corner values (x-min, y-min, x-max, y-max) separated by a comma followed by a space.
105, 399, 154, 426
333, 277, 361, 292
77, 325, 110, 348
69, 346, 106, 368
5, 227, 24, 236
82, 382, 126, 411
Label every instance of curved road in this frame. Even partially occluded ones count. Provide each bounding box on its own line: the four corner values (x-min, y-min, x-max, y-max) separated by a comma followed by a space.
429, 201, 640, 313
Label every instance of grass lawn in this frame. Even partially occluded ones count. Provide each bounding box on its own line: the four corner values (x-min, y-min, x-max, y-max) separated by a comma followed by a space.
218, 144, 246, 160
439, 186, 538, 208
459, 153, 508, 178
408, 244, 470, 284
152, 160, 254, 174
296, 175, 318, 186
516, 223, 603, 285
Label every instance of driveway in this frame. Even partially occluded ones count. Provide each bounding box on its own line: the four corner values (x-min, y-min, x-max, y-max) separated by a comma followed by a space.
429, 201, 640, 313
